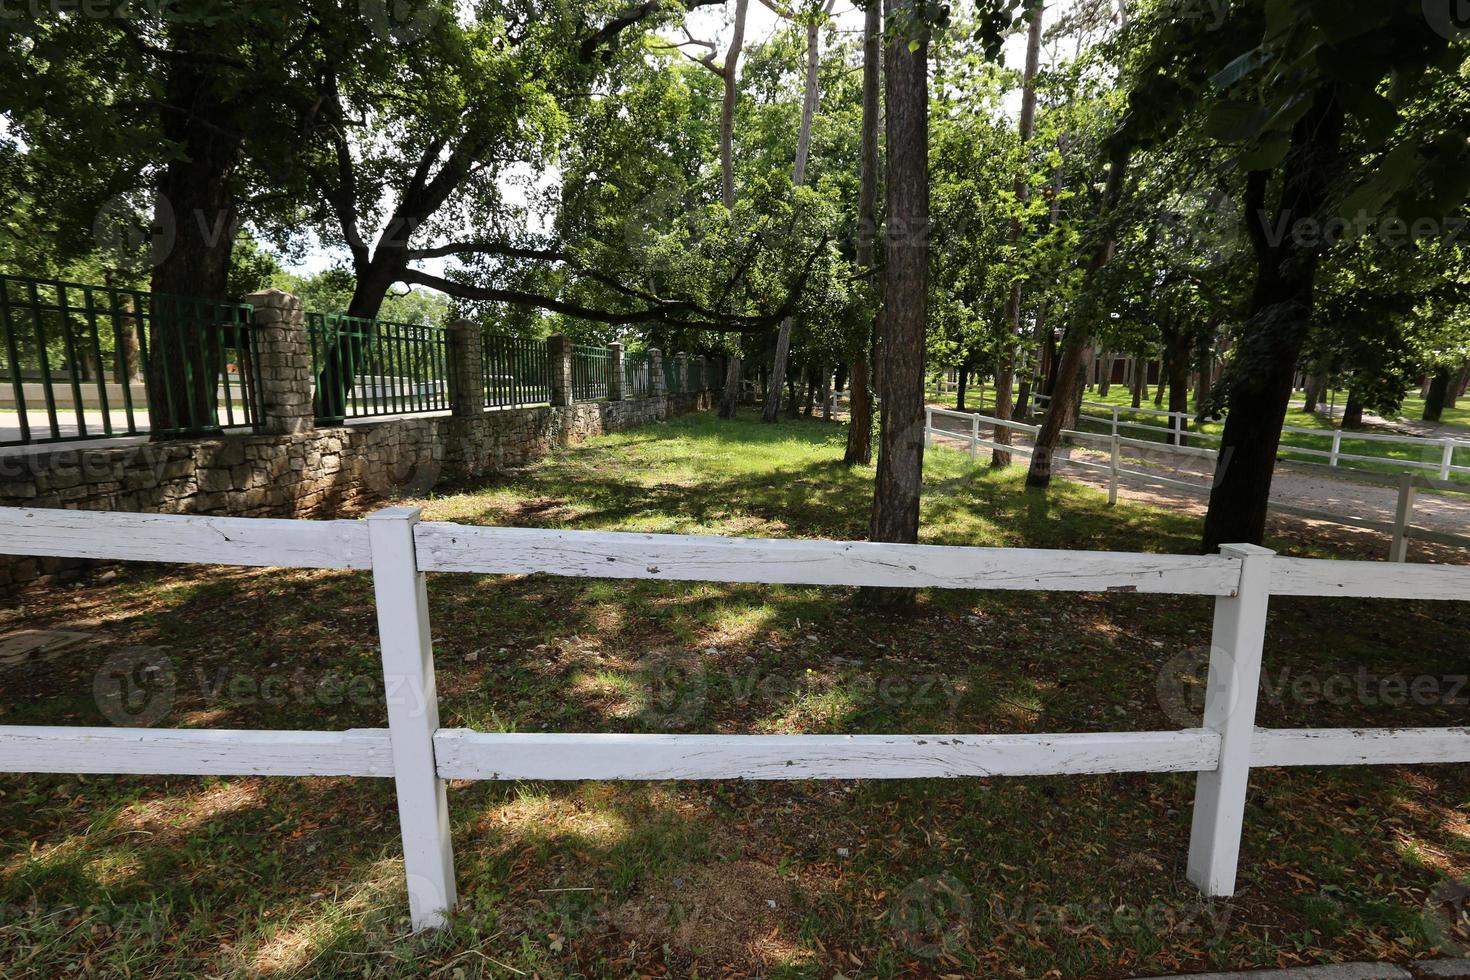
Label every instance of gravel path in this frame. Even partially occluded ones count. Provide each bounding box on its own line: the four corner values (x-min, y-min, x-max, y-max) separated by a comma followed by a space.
925, 410, 1470, 562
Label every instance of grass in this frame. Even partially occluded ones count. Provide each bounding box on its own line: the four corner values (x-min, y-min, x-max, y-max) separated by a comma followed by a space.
2, 409, 1469, 978
932, 384, 1470, 483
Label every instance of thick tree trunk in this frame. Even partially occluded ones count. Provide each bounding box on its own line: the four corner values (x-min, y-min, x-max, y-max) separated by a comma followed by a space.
1098, 352, 1113, 397
147, 42, 244, 439
1342, 389, 1364, 429
843, 0, 881, 468
1131, 357, 1146, 408
991, 0, 1044, 467
861, 0, 928, 606
1302, 373, 1323, 414
1424, 368, 1452, 422
1201, 89, 1345, 553
1445, 363, 1467, 409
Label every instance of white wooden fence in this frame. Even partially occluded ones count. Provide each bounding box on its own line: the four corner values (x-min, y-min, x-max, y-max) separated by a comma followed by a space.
2, 506, 1469, 931
927, 406, 1470, 561
1030, 393, 1470, 481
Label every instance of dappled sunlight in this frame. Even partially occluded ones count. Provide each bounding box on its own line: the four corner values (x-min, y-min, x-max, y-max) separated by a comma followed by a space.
113, 780, 263, 842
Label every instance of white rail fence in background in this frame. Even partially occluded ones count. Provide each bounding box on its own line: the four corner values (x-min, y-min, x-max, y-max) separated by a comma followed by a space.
927, 406, 1470, 562
2, 507, 1470, 931
1030, 393, 1470, 481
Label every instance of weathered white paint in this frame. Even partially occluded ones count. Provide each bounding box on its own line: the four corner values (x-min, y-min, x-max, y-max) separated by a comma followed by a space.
0, 726, 393, 776
368, 508, 456, 932
1270, 556, 1470, 601
1390, 474, 1418, 563
432, 730, 1222, 781
412, 525, 1243, 595
1253, 727, 1470, 767
0, 506, 370, 570
1187, 544, 1274, 898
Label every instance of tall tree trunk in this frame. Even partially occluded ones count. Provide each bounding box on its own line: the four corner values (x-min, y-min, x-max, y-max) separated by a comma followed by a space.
1167, 339, 1191, 446
991, 0, 1044, 467
1424, 367, 1452, 422
862, 0, 928, 605
1018, 150, 1066, 419
720, 0, 750, 212
1445, 363, 1467, 409
713, 0, 751, 422
1131, 357, 1145, 408
1342, 389, 1364, 428
844, 0, 881, 467
1193, 329, 1215, 422
1027, 143, 1130, 488
147, 41, 244, 439
719, 355, 742, 417
765, 4, 827, 422
1098, 352, 1113, 397
1302, 373, 1323, 414
1202, 89, 1346, 553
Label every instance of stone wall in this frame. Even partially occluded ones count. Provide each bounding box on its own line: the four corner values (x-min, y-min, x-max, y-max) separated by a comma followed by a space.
0, 291, 718, 589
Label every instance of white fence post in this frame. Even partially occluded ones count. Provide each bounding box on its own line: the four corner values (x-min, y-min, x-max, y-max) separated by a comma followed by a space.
1441, 439, 1456, 481
970, 413, 979, 462
1329, 430, 1342, 468
1110, 406, 1119, 438
1187, 543, 1275, 898
368, 507, 457, 932
1390, 474, 1418, 564
1109, 434, 1120, 506
925, 408, 934, 449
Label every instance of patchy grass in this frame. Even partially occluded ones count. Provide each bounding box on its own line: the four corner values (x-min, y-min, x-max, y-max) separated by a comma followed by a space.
2, 409, 1468, 978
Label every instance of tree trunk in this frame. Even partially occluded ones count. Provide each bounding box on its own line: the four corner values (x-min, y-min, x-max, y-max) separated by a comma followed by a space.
1302, 373, 1323, 414
1193, 330, 1215, 422
1027, 143, 1130, 489
764, 9, 825, 423
861, 0, 928, 606
1131, 357, 1145, 408
1444, 363, 1466, 409
844, 0, 881, 468
1168, 345, 1190, 446
990, 0, 1043, 467
719, 355, 742, 417
1424, 367, 1452, 422
147, 56, 244, 439
1201, 89, 1346, 553
1342, 389, 1364, 429
720, 0, 750, 212
1097, 353, 1113, 397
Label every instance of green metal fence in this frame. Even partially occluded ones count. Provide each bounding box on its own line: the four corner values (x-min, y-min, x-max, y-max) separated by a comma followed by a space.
623, 351, 652, 399
0, 274, 260, 446
308, 314, 448, 424
571, 344, 609, 402
663, 354, 683, 394
483, 333, 550, 408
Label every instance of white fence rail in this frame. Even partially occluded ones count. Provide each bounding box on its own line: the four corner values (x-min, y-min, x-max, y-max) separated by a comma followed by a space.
927, 406, 1470, 561
1030, 393, 1470, 481
3, 506, 1470, 931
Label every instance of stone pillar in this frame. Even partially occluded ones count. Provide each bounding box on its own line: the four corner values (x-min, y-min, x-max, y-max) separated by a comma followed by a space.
548, 334, 573, 407
649, 348, 666, 397
674, 352, 689, 393
447, 320, 483, 418
693, 355, 707, 391
607, 342, 625, 401
243, 288, 313, 436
